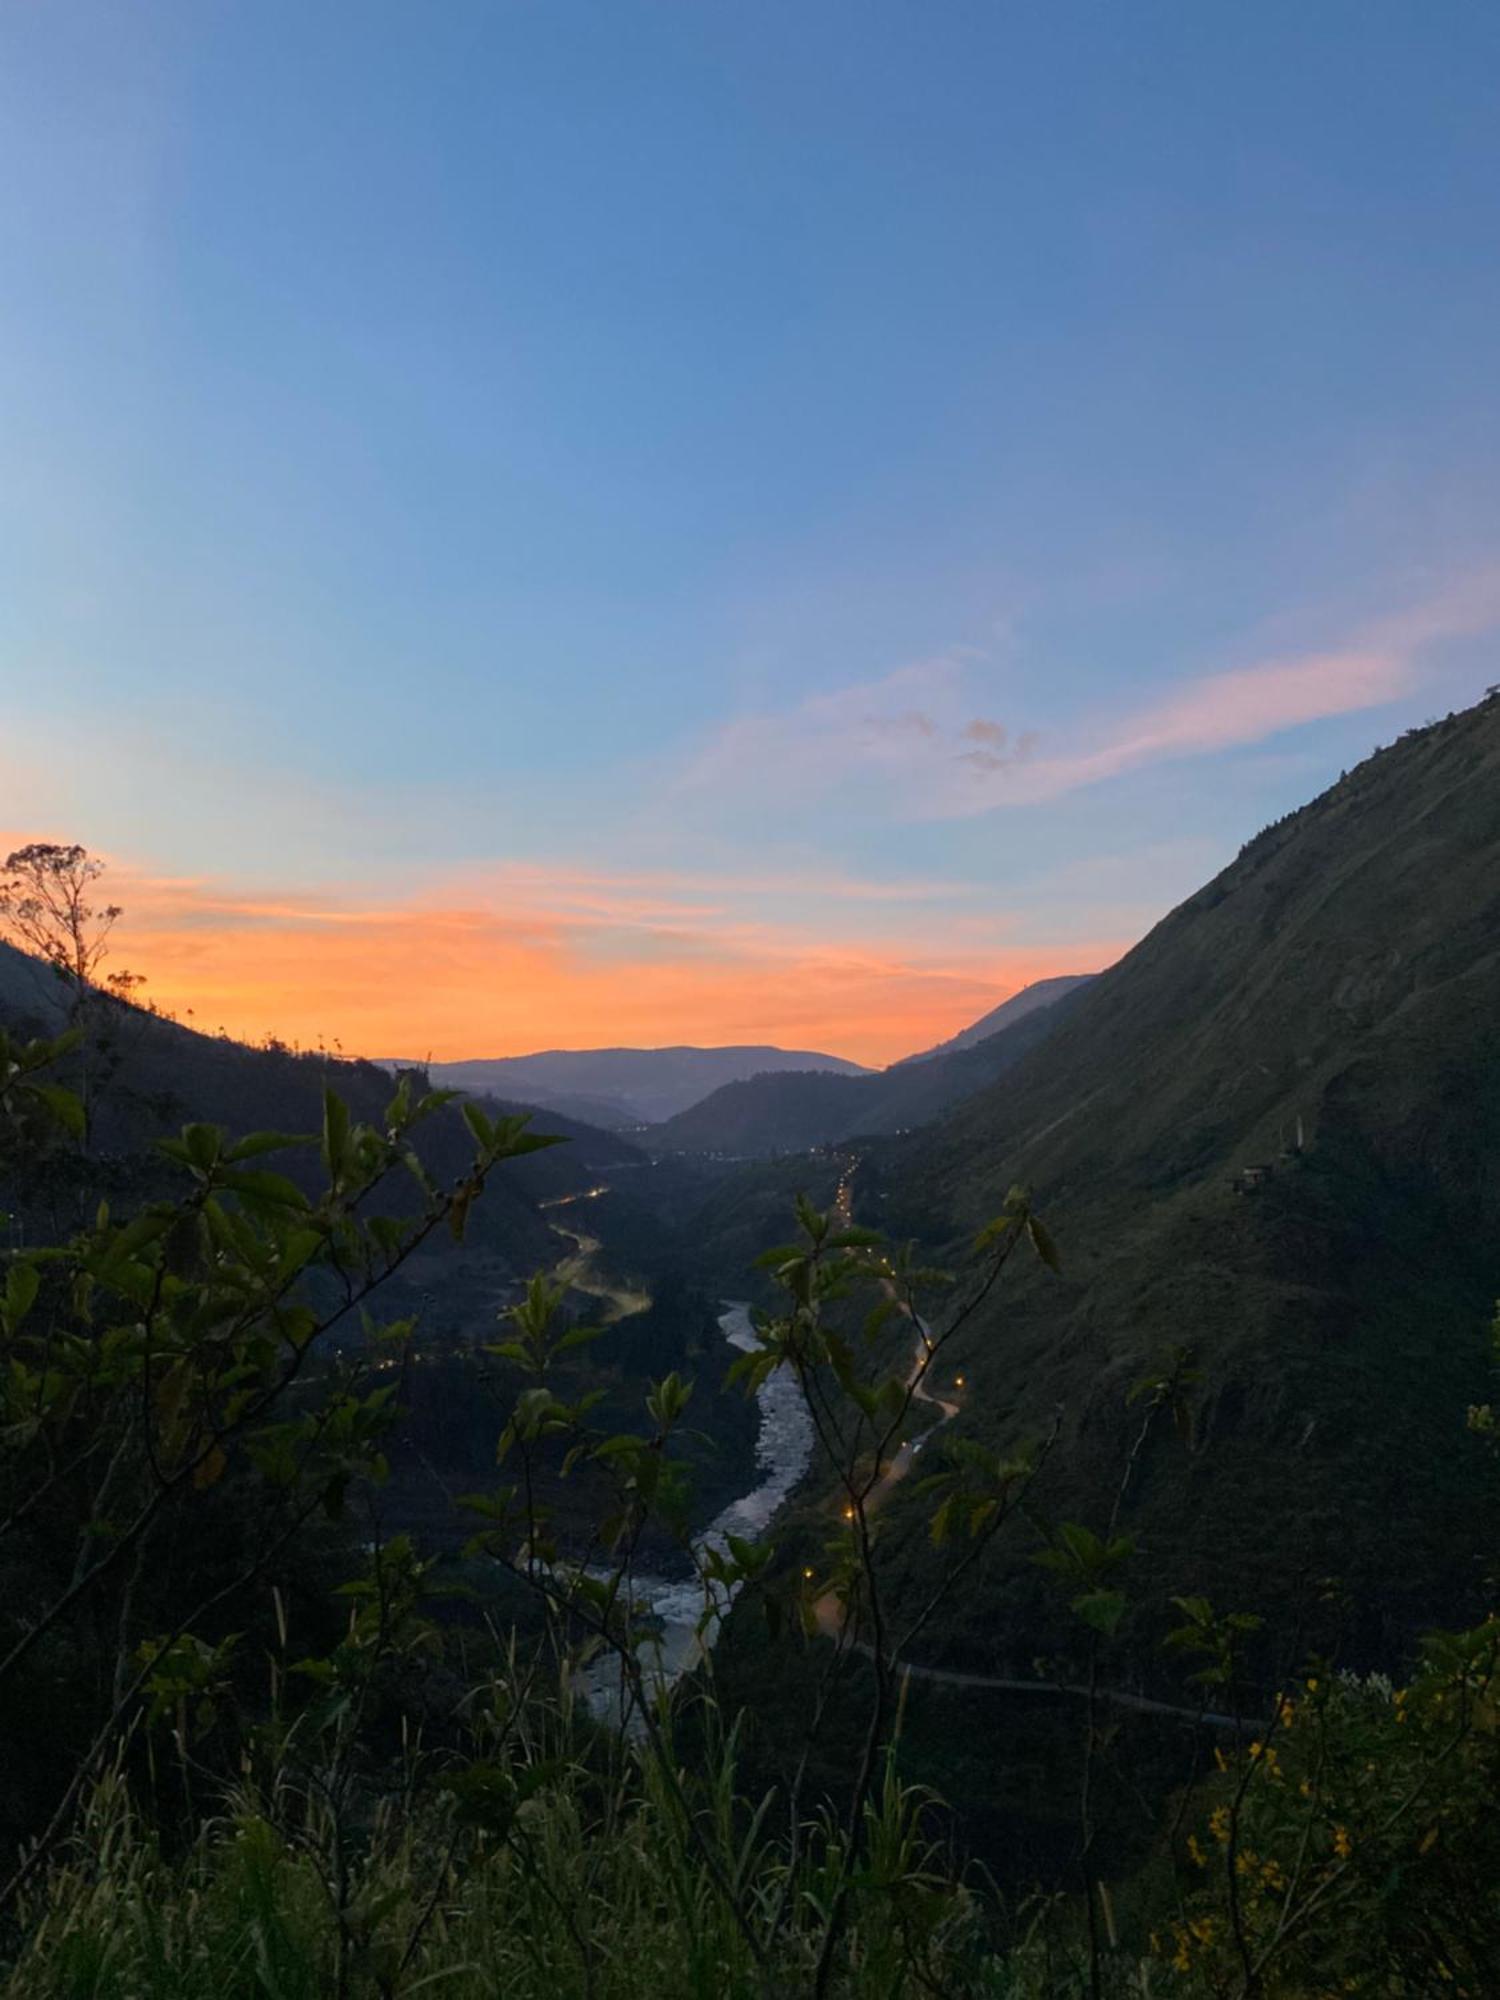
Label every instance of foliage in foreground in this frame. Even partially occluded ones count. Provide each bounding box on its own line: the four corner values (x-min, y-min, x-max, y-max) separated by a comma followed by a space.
3, 995, 1500, 1996
7, 1708, 1009, 2000
8, 1633, 1500, 1999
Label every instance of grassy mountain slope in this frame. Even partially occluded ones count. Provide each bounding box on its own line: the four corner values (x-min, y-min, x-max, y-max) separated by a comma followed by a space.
863, 694, 1500, 1673
894, 973, 1097, 1064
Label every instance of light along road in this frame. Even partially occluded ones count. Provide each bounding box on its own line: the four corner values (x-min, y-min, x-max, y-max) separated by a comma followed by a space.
817, 1167, 1253, 1732
538, 1184, 611, 1210
545, 1194, 650, 1324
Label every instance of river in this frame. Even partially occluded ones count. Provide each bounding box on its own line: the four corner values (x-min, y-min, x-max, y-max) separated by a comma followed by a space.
578, 1300, 815, 1722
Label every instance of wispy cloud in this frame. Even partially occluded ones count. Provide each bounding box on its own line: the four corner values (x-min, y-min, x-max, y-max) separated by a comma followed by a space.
10, 574, 1492, 1066
0, 847, 1120, 1067
679, 570, 1500, 821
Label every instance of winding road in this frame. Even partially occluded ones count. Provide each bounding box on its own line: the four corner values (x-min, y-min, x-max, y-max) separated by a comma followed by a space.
541, 1184, 650, 1323
818, 1165, 1253, 1733
545, 1166, 1250, 1733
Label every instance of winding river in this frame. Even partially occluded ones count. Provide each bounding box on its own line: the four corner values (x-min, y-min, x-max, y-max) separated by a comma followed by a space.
578, 1300, 815, 1720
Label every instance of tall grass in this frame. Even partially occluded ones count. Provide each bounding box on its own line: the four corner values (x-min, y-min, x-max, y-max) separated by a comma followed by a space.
2, 1684, 1085, 2000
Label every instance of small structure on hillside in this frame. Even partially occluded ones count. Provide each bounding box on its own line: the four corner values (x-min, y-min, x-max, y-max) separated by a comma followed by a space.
1234, 1114, 1308, 1193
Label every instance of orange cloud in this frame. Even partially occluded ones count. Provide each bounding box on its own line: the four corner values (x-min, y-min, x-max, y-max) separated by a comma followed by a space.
3, 851, 1120, 1068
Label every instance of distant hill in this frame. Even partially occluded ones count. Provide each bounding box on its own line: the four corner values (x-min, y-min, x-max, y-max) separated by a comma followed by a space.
0, 940, 626, 1279
895, 973, 1097, 1064
859, 692, 1500, 1674
650, 1069, 874, 1157
648, 983, 1087, 1157
383, 1046, 871, 1126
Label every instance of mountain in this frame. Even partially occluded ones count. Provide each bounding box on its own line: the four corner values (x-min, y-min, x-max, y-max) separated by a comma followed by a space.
385, 1046, 871, 1126
861, 693, 1500, 1673
895, 974, 1098, 1064
650, 1069, 873, 1157
648, 986, 1087, 1156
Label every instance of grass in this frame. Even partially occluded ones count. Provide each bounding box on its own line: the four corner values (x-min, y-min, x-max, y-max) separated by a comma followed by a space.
2, 1711, 1085, 2000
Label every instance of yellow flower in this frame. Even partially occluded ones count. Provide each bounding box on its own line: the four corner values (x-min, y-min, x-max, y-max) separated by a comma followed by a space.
1187, 1833, 1207, 1868
1332, 1824, 1353, 1860
1209, 1805, 1232, 1844
1306, 1676, 1319, 1693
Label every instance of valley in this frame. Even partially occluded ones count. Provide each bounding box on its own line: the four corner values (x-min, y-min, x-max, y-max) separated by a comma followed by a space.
4, 695, 1499, 1992
11, 17, 1500, 1984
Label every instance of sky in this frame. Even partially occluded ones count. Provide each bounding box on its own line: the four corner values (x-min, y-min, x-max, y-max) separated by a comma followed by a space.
3, 2, 1500, 1066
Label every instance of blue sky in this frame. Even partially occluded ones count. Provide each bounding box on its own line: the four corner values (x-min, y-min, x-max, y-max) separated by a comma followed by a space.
4, 2, 1499, 1060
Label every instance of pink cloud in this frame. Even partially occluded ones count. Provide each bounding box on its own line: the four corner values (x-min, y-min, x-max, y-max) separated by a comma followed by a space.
678, 569, 1500, 822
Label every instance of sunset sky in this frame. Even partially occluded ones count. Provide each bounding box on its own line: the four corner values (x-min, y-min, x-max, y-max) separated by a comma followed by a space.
5, 3, 1500, 1066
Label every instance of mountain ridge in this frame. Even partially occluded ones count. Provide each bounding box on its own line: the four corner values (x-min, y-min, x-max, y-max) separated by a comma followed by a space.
894, 973, 1098, 1065
648, 983, 1088, 1155
383, 1045, 872, 1126
854, 691, 1500, 1674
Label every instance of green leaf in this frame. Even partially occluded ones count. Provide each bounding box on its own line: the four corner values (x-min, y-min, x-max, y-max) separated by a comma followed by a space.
32, 1082, 85, 1137
221, 1169, 310, 1211
973, 1215, 1016, 1253
1072, 1589, 1127, 1635
3, 1260, 40, 1331
1026, 1215, 1062, 1274
752, 1242, 805, 1271
226, 1131, 311, 1162
461, 1101, 494, 1150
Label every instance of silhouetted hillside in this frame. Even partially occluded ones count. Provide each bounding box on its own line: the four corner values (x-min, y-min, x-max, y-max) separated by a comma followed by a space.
894, 973, 1097, 1065
648, 992, 1083, 1156
0, 945, 567, 1276
383, 1044, 871, 1125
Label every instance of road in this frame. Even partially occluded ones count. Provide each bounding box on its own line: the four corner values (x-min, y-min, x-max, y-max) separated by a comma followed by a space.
817, 1165, 1253, 1732
542, 1184, 651, 1323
